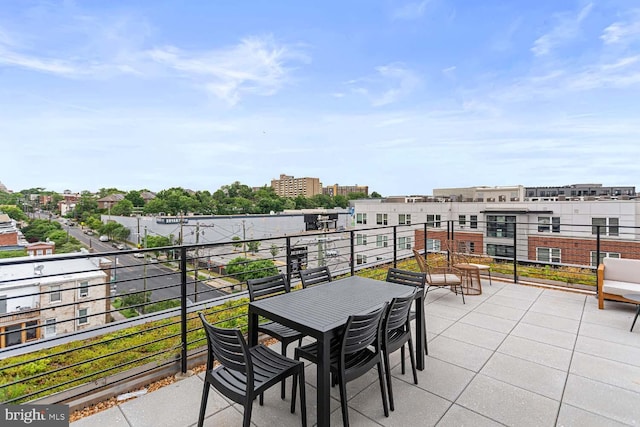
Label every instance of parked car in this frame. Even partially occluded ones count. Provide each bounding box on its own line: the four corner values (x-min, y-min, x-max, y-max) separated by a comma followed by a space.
99, 235, 110, 242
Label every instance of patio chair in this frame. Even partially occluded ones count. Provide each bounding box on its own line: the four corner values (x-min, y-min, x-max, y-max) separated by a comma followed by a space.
247, 274, 304, 398
385, 268, 429, 355
291, 304, 389, 427
197, 313, 307, 427
412, 249, 465, 304
299, 266, 332, 288
446, 239, 492, 286
382, 290, 418, 411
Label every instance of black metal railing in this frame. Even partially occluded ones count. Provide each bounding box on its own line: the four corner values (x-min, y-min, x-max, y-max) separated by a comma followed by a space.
1, 220, 638, 407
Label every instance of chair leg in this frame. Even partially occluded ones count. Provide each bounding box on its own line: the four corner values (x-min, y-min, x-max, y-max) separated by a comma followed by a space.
242, 401, 253, 427
338, 374, 350, 427
377, 361, 390, 418
408, 337, 418, 385
280, 342, 289, 399
291, 352, 299, 410
197, 381, 210, 427
383, 349, 394, 412
400, 344, 406, 375
488, 270, 492, 286
297, 368, 308, 427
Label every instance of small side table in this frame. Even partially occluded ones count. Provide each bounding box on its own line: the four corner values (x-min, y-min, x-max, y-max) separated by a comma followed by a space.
624, 294, 640, 332
454, 264, 482, 295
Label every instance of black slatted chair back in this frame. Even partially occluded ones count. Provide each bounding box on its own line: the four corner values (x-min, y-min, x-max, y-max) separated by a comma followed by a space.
247, 274, 290, 301
341, 303, 387, 357
299, 266, 332, 288
199, 312, 250, 376
384, 290, 417, 332
386, 267, 425, 290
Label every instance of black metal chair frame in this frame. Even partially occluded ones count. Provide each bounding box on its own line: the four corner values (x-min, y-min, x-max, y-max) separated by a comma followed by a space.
247, 274, 304, 398
197, 313, 307, 427
299, 266, 332, 288
382, 290, 418, 411
291, 304, 389, 427
385, 268, 429, 355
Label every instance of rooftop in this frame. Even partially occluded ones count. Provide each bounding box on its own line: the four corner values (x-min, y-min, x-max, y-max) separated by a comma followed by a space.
70, 279, 640, 426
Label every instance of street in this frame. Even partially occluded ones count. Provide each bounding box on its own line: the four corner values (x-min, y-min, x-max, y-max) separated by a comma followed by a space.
62, 219, 227, 305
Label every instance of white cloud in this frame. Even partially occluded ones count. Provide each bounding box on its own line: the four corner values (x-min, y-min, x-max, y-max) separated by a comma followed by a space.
392, 1, 430, 20
531, 3, 593, 56
348, 63, 421, 107
601, 10, 640, 44
148, 36, 308, 105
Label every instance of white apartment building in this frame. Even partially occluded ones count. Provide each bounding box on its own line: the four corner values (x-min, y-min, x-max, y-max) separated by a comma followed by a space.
0, 256, 108, 348
351, 198, 640, 268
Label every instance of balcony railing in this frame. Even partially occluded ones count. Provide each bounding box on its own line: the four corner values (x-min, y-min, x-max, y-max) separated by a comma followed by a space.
0, 220, 637, 408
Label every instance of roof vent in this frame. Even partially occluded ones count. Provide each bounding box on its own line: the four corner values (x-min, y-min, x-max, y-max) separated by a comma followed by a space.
34, 264, 45, 276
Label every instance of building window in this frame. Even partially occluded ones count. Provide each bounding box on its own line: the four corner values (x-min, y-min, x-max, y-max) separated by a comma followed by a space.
538, 217, 550, 232
426, 214, 440, 227
427, 239, 441, 252
590, 251, 620, 267
592, 217, 619, 236
469, 242, 475, 253
538, 216, 560, 233
356, 213, 367, 225
0, 295, 6, 314
5, 324, 22, 347
45, 319, 56, 337
356, 234, 367, 245
459, 215, 466, 227
398, 237, 412, 250
487, 215, 515, 238
487, 243, 515, 258
78, 308, 89, 325
50, 285, 61, 303
356, 254, 367, 265
376, 235, 388, 247
470, 215, 478, 229
79, 281, 89, 298
536, 247, 561, 263
376, 213, 388, 225
399, 214, 412, 225
26, 320, 38, 341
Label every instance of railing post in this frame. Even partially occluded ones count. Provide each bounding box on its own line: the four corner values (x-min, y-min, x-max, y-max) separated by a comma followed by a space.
179, 246, 188, 374
596, 225, 601, 297
286, 236, 292, 284
423, 223, 428, 254
393, 226, 398, 268
513, 219, 518, 284
350, 230, 355, 276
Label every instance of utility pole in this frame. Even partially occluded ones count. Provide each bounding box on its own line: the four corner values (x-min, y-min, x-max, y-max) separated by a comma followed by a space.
143, 226, 147, 314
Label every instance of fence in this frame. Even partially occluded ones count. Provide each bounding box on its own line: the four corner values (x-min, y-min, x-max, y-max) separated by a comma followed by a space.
0, 220, 635, 407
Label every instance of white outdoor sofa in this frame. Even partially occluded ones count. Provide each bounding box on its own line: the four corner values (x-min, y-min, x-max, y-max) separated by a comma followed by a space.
597, 257, 640, 309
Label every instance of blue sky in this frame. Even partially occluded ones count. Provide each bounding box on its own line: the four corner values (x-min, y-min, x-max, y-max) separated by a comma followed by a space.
1, 1, 639, 196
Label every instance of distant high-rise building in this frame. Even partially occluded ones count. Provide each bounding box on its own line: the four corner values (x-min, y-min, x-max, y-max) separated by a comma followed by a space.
271, 174, 322, 198
323, 184, 369, 197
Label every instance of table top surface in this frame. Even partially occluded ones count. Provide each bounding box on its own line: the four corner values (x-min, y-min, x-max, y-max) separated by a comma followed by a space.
249, 275, 415, 334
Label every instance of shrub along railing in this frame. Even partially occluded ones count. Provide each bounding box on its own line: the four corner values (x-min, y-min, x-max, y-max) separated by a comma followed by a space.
0, 221, 633, 407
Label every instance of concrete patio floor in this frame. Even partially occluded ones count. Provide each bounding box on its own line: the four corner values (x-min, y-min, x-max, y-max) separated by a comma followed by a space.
71, 280, 640, 426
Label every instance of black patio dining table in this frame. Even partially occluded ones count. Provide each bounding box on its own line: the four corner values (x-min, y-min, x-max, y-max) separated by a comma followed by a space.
248, 275, 426, 427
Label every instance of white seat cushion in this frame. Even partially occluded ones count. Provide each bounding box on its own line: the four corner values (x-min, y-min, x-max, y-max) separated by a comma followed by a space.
428, 274, 462, 285
602, 280, 640, 296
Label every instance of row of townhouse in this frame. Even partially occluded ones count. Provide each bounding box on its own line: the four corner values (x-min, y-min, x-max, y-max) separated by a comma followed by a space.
0, 255, 109, 349
351, 197, 640, 268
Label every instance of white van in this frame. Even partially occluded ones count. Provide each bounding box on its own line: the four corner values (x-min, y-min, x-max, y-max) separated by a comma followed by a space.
99, 235, 110, 242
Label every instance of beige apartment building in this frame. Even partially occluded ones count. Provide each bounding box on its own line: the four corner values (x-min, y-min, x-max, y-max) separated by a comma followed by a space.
323, 184, 369, 197
271, 174, 323, 198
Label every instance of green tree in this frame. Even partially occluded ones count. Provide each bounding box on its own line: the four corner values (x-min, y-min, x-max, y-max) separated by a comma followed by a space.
144, 234, 171, 248
21, 219, 61, 242
124, 190, 145, 207
269, 244, 279, 259
143, 198, 168, 215
231, 236, 242, 251
247, 241, 260, 254
101, 222, 130, 241
0, 205, 28, 221
110, 199, 134, 216
226, 257, 278, 283
347, 192, 368, 200
73, 191, 98, 219
333, 195, 349, 208
370, 191, 382, 198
